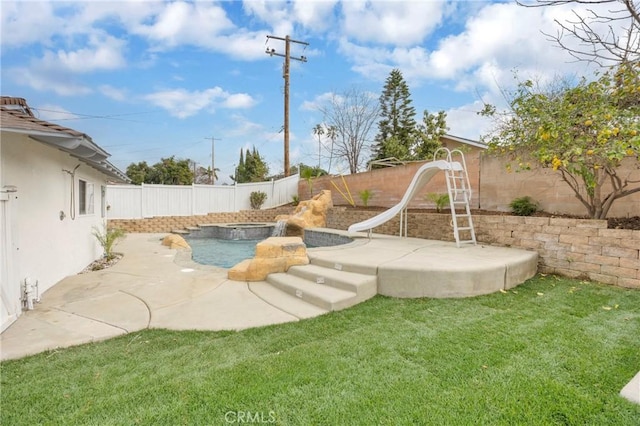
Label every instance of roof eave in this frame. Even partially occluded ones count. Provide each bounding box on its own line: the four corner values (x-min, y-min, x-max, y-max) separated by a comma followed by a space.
1, 126, 128, 183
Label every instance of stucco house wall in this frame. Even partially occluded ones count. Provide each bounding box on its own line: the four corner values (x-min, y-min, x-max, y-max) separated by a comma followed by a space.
0, 97, 127, 331
2, 132, 108, 288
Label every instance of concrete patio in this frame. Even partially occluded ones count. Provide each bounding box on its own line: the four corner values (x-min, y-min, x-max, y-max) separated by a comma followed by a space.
2, 231, 539, 361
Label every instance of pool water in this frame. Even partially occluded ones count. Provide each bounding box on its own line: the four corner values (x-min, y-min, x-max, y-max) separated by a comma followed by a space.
187, 238, 260, 268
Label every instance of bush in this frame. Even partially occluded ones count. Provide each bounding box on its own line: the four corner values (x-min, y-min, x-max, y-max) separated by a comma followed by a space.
426, 193, 450, 213
92, 226, 125, 261
510, 196, 539, 216
250, 191, 267, 210
359, 189, 373, 207
291, 195, 300, 206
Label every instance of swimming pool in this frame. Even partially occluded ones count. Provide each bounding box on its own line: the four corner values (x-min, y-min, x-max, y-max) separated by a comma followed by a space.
186, 238, 260, 268
183, 223, 354, 268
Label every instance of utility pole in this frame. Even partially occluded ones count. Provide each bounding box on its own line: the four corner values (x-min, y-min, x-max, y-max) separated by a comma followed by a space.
205, 136, 220, 184
265, 34, 308, 177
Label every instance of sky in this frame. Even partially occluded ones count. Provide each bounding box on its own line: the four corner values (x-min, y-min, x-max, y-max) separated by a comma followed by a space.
1, 0, 604, 183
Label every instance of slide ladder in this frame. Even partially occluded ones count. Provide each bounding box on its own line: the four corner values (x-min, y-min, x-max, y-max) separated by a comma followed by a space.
435, 148, 476, 247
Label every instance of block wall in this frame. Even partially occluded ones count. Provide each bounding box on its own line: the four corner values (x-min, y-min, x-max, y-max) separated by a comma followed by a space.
479, 154, 639, 217
300, 148, 638, 218
108, 206, 293, 233
300, 143, 482, 209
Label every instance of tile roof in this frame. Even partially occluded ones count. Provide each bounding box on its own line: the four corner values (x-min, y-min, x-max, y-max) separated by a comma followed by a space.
0, 97, 128, 182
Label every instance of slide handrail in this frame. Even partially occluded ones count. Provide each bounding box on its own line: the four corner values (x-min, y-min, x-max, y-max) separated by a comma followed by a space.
434, 147, 472, 202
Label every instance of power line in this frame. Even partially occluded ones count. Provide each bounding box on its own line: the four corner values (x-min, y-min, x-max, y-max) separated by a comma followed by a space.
265, 34, 308, 177
31, 107, 157, 123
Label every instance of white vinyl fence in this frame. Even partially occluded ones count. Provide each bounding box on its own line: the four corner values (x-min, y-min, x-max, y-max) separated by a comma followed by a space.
106, 174, 299, 219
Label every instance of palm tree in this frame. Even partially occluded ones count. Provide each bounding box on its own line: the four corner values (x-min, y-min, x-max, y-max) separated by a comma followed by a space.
313, 124, 325, 170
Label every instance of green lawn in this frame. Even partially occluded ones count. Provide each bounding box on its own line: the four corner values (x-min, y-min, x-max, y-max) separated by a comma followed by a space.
2, 275, 639, 425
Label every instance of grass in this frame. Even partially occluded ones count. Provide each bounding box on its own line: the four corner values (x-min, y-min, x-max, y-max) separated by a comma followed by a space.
2, 275, 639, 425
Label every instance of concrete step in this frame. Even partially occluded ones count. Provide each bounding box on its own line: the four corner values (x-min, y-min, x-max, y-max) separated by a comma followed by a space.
248, 282, 328, 319
286, 264, 377, 299
266, 273, 358, 311
307, 253, 379, 276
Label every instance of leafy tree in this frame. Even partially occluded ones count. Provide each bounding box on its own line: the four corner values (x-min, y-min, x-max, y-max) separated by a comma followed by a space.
316, 87, 380, 174
414, 110, 448, 160
233, 147, 269, 183
372, 69, 417, 163
376, 136, 409, 161
299, 164, 328, 177
148, 156, 194, 185
126, 157, 193, 185
517, 0, 639, 65
126, 161, 152, 185
481, 62, 640, 219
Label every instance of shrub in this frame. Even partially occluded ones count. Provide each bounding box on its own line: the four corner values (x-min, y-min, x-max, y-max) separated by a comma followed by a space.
291, 195, 300, 206
359, 189, 373, 207
92, 226, 125, 261
510, 196, 539, 216
426, 193, 450, 213
250, 191, 267, 210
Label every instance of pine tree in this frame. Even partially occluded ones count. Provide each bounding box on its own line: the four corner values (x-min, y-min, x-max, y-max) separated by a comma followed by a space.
372, 69, 417, 163
233, 147, 269, 183
233, 149, 246, 183
249, 146, 269, 182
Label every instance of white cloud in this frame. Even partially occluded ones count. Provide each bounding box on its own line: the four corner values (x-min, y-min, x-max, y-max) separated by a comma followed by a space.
212, 31, 272, 60
99, 85, 128, 102
293, 0, 338, 32
132, 1, 235, 48
224, 93, 257, 109
224, 114, 265, 138
243, 0, 294, 36
3, 32, 127, 96
445, 100, 493, 141
7, 67, 92, 96
0, 1, 62, 47
41, 35, 127, 73
337, 1, 605, 99
145, 87, 257, 118
301, 92, 345, 111
340, 0, 446, 45
424, 2, 608, 86
144, 87, 226, 118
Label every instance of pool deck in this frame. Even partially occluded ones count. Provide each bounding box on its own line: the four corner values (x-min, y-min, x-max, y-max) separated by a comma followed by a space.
1, 231, 539, 361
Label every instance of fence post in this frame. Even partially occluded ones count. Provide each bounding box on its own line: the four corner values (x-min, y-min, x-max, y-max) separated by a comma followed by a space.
140, 183, 145, 218
234, 180, 238, 211
191, 184, 196, 216
271, 178, 275, 209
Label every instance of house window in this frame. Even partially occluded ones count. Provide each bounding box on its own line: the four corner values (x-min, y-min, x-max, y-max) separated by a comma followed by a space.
79, 180, 94, 215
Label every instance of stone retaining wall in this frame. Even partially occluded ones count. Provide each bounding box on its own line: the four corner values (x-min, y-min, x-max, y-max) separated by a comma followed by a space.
108, 208, 640, 289
326, 209, 640, 289
108, 206, 293, 233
